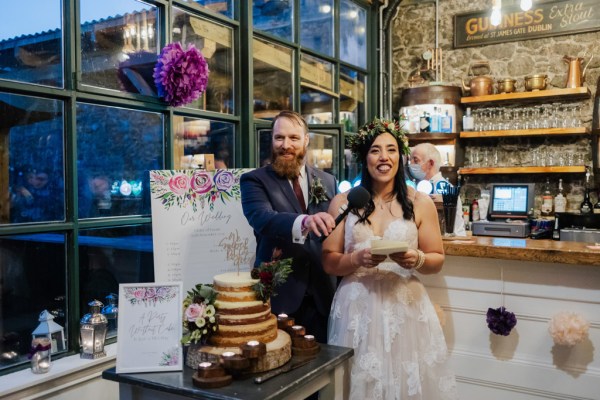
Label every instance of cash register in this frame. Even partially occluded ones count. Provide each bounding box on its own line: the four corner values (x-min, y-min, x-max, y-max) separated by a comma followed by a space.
472, 183, 533, 238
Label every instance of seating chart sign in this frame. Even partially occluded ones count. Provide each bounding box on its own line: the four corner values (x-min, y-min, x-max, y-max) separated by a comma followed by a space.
116, 282, 183, 373
150, 169, 256, 291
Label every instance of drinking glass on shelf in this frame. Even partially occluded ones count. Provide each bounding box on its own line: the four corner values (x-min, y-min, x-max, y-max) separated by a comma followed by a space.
566, 151, 574, 166
546, 151, 554, 166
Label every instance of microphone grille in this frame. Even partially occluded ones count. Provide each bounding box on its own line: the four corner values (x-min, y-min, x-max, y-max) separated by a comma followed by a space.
346, 186, 371, 209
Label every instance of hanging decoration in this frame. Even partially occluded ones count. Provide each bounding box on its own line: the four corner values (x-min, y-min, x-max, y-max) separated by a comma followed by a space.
548, 311, 590, 347
153, 42, 209, 107
486, 266, 517, 336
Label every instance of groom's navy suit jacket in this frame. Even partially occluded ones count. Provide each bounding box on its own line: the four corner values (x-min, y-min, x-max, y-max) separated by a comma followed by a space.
240, 165, 337, 318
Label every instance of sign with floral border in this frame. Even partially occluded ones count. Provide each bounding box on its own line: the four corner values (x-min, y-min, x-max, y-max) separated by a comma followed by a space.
116, 282, 183, 373
150, 169, 256, 292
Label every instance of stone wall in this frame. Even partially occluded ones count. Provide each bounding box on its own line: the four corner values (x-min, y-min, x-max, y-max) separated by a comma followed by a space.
390, 0, 600, 213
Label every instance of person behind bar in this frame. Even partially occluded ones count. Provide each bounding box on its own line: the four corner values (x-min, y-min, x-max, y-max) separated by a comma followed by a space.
410, 143, 466, 236
240, 111, 337, 343
323, 118, 458, 400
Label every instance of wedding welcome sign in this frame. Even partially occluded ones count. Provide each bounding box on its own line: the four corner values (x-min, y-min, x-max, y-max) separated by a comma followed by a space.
150, 169, 256, 292
116, 282, 183, 373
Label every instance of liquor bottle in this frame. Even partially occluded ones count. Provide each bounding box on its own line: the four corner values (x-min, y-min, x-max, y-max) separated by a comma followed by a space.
540, 178, 554, 217
580, 188, 593, 214
420, 112, 431, 132
554, 178, 567, 213
441, 110, 453, 133
471, 198, 480, 222
463, 107, 474, 131
580, 169, 593, 214
431, 107, 440, 132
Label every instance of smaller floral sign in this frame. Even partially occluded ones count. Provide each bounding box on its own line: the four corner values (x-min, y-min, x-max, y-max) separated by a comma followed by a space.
117, 282, 183, 373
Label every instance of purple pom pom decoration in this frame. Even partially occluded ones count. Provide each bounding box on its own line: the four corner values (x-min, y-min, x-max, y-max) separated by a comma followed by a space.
153, 42, 209, 107
486, 306, 517, 336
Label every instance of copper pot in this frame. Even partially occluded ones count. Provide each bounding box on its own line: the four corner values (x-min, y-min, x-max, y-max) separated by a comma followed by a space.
496, 78, 518, 94
462, 61, 494, 96
524, 74, 548, 91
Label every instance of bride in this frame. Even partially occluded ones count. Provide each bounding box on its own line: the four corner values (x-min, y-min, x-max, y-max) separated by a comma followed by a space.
322, 118, 458, 400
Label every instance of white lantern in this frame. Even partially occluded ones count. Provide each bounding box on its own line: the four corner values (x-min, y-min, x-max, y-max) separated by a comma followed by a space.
80, 300, 108, 359
32, 310, 66, 354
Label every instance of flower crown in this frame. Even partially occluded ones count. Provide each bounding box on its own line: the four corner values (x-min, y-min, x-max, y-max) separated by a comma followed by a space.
347, 117, 410, 159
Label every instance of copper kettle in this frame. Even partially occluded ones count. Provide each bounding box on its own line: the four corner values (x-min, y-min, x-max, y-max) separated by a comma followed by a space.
462, 61, 494, 96
564, 55, 593, 88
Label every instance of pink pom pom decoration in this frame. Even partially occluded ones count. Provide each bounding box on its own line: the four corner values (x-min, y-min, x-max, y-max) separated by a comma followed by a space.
153, 42, 209, 107
548, 311, 590, 346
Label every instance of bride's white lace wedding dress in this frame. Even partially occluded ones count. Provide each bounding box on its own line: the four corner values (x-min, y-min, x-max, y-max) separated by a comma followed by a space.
328, 213, 458, 400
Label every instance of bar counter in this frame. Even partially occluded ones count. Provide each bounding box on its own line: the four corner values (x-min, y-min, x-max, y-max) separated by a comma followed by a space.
442, 236, 600, 266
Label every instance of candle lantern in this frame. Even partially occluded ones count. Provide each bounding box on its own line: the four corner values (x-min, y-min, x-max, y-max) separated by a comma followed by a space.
102, 293, 119, 336
80, 300, 108, 359
32, 310, 66, 354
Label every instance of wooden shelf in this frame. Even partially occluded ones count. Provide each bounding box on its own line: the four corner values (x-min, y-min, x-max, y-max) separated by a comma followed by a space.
461, 87, 590, 105
407, 132, 458, 145
460, 127, 590, 138
459, 166, 586, 174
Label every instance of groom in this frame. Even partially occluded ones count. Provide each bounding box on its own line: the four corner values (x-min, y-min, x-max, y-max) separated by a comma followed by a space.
240, 111, 337, 343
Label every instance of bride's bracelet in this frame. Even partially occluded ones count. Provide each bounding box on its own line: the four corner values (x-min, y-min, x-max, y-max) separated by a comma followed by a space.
414, 249, 426, 271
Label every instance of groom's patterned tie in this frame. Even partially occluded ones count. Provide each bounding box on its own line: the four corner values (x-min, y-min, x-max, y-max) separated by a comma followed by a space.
292, 176, 307, 213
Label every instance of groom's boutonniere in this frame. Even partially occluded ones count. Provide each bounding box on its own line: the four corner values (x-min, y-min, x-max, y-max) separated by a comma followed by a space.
309, 176, 329, 205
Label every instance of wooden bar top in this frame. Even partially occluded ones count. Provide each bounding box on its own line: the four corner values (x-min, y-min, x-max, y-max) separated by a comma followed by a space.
442, 236, 600, 266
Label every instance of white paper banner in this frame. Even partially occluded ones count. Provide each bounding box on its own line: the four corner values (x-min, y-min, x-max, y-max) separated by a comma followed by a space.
149, 169, 256, 291
116, 282, 183, 373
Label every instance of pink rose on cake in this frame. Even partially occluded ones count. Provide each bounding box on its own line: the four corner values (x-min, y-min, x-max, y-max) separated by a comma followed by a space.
181, 284, 218, 345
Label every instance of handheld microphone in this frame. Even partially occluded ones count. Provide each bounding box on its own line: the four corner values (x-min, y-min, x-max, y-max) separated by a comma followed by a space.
320, 186, 371, 242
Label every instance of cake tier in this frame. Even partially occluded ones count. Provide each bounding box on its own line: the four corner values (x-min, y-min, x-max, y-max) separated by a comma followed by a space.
209, 314, 278, 347
218, 308, 272, 326
189, 329, 292, 373
213, 271, 258, 290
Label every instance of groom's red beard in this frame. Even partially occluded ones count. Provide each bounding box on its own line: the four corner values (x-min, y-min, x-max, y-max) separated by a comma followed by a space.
271, 146, 306, 179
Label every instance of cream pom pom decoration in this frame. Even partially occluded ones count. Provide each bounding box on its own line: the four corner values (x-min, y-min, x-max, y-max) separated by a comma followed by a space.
548, 311, 590, 346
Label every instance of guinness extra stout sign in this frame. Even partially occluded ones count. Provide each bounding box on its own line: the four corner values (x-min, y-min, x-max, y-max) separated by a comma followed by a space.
454, 0, 600, 48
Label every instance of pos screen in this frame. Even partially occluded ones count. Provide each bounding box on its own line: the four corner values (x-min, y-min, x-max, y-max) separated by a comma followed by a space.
489, 184, 533, 219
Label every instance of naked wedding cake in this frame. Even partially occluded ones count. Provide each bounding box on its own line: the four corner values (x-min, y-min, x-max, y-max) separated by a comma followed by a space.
193, 271, 292, 372
210, 271, 278, 346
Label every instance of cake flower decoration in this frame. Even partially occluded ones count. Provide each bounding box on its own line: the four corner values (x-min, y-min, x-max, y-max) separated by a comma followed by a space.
153, 42, 209, 107
251, 258, 293, 303
181, 284, 218, 345
486, 306, 517, 336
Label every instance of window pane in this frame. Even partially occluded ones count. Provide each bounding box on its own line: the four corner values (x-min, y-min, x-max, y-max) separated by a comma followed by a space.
300, 0, 333, 56
172, 9, 234, 114
0, 0, 63, 87
80, 0, 159, 95
253, 38, 293, 120
76, 103, 164, 219
173, 117, 234, 170
300, 53, 335, 124
340, 66, 366, 133
340, 0, 367, 69
181, 0, 234, 19
0, 233, 67, 371
1, 93, 65, 224
253, 0, 293, 42
79, 224, 154, 338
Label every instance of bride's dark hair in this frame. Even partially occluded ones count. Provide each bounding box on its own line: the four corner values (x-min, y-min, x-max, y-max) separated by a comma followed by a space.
352, 135, 414, 224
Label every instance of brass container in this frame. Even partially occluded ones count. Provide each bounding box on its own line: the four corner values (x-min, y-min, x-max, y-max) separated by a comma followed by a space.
524, 74, 548, 91
496, 78, 518, 94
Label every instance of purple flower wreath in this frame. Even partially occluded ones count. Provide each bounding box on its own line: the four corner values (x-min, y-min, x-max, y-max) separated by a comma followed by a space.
153, 42, 209, 107
486, 306, 517, 336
